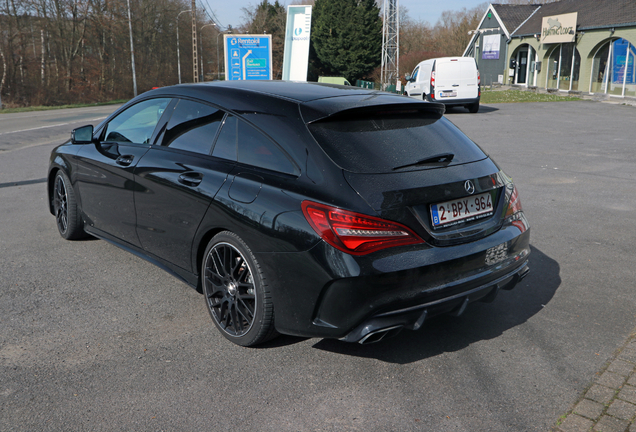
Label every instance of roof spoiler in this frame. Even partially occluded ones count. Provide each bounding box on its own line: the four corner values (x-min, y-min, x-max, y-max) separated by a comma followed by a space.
300, 96, 446, 124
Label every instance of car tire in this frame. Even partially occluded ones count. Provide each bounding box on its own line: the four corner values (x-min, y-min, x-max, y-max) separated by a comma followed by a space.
52, 171, 86, 240
467, 101, 480, 113
202, 231, 278, 347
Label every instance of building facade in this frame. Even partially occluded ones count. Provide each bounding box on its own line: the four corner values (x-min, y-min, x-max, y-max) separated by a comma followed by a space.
464, 0, 636, 98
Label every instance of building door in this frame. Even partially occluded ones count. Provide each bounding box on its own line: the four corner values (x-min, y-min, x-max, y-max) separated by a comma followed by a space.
517, 50, 528, 84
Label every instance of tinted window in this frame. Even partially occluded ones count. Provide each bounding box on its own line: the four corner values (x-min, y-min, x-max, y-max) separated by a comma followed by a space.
104, 98, 170, 144
238, 121, 296, 174
162, 99, 224, 154
212, 115, 296, 175
212, 114, 238, 161
308, 111, 487, 174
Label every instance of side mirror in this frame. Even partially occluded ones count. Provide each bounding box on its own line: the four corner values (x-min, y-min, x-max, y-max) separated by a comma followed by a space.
405, 74, 412, 82
71, 125, 94, 144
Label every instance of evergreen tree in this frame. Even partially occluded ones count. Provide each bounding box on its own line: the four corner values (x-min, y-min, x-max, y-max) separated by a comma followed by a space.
311, 0, 382, 83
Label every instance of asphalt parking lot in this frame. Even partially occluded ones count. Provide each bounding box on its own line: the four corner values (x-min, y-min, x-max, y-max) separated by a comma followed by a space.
1, 99, 635, 431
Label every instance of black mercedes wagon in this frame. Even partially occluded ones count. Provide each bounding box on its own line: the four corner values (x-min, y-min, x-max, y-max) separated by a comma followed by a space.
48, 81, 530, 346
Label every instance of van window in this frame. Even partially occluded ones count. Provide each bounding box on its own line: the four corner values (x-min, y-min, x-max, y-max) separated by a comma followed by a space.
435, 60, 476, 81
412, 66, 419, 81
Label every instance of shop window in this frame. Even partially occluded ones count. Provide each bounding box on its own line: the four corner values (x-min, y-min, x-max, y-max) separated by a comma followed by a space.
546, 44, 580, 91
591, 38, 636, 97
591, 43, 610, 94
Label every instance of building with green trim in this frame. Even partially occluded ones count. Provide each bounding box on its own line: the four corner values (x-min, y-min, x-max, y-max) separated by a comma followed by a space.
464, 0, 636, 98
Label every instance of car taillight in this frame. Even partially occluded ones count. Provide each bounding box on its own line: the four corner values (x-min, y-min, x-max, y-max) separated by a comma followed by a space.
504, 185, 527, 232
477, 70, 481, 96
430, 71, 435, 99
504, 185, 522, 218
301, 201, 424, 255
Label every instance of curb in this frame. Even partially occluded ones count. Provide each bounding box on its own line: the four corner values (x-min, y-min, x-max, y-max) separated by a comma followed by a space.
486, 84, 636, 107
552, 331, 636, 432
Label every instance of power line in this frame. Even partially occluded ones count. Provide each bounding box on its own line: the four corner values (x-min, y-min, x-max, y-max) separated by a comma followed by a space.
197, 0, 224, 29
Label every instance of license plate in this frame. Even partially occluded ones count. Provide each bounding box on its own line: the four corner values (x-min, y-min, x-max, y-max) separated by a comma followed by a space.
430, 192, 493, 228
440, 91, 457, 98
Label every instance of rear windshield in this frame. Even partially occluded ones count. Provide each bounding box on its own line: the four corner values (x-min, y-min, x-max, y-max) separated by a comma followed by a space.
307, 111, 487, 173
436, 61, 476, 81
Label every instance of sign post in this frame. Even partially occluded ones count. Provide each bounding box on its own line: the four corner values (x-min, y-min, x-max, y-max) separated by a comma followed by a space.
223, 35, 272, 81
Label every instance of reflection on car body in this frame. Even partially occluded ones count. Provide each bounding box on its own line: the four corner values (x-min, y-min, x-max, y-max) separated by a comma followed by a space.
48, 81, 530, 346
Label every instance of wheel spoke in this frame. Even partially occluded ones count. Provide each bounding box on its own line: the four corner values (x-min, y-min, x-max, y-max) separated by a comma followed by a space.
212, 248, 225, 277
205, 279, 225, 298
230, 305, 243, 332
231, 255, 244, 279
236, 296, 255, 320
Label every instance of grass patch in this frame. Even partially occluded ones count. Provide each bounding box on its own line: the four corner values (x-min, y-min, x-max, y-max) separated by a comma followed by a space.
480, 89, 581, 104
0, 99, 128, 114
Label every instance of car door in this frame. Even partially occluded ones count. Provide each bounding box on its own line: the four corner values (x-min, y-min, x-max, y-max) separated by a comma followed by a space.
133, 98, 233, 272
204, 113, 301, 252
406, 65, 420, 98
75, 97, 172, 246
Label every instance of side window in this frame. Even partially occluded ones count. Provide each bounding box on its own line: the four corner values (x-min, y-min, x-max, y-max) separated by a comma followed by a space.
212, 115, 297, 174
237, 120, 296, 174
162, 99, 224, 154
412, 66, 419, 81
104, 98, 170, 144
212, 114, 238, 161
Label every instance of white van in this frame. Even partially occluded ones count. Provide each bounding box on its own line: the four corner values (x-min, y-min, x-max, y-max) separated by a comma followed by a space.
404, 57, 480, 113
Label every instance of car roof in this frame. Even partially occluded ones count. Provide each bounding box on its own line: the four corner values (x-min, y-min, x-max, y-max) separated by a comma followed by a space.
141, 81, 445, 123
147, 80, 374, 103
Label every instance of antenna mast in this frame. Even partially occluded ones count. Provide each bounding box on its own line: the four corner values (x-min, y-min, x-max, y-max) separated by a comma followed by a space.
381, 0, 399, 91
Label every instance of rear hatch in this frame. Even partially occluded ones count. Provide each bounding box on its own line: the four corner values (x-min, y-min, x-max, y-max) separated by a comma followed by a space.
304, 102, 506, 246
434, 59, 479, 100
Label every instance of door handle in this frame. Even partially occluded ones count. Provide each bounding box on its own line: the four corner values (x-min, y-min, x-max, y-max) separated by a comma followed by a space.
178, 172, 203, 187
116, 155, 134, 166
452, 84, 460, 87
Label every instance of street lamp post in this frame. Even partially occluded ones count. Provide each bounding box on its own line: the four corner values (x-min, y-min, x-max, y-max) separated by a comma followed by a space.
199, 23, 215, 82
176, 10, 192, 84
216, 28, 232, 80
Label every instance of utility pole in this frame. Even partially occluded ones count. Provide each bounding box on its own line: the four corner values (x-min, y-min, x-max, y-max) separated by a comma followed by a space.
381, 0, 399, 91
192, 0, 199, 83
200, 24, 215, 82
126, 0, 138, 96
176, 10, 192, 84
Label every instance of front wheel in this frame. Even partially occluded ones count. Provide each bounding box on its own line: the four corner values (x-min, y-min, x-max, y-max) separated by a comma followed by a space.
202, 231, 277, 347
52, 171, 86, 240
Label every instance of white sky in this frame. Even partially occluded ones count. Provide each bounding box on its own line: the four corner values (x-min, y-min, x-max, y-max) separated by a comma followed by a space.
208, 0, 486, 30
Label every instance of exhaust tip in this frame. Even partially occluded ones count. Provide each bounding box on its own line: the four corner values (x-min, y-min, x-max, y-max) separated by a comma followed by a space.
358, 325, 403, 344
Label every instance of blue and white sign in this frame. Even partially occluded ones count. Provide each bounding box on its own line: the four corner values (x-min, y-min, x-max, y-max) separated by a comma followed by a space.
223, 34, 272, 81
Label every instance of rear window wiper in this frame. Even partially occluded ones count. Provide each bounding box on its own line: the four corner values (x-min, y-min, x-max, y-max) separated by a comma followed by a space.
392, 153, 454, 171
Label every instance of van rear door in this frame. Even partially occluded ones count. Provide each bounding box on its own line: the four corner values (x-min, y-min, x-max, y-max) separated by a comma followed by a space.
434, 59, 478, 100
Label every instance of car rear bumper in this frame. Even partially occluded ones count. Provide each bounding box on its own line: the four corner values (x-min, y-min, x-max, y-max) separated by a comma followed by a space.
426, 95, 480, 106
257, 221, 530, 341
341, 260, 529, 343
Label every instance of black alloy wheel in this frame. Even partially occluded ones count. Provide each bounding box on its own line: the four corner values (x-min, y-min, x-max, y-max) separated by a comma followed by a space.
53, 172, 85, 240
202, 232, 276, 346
